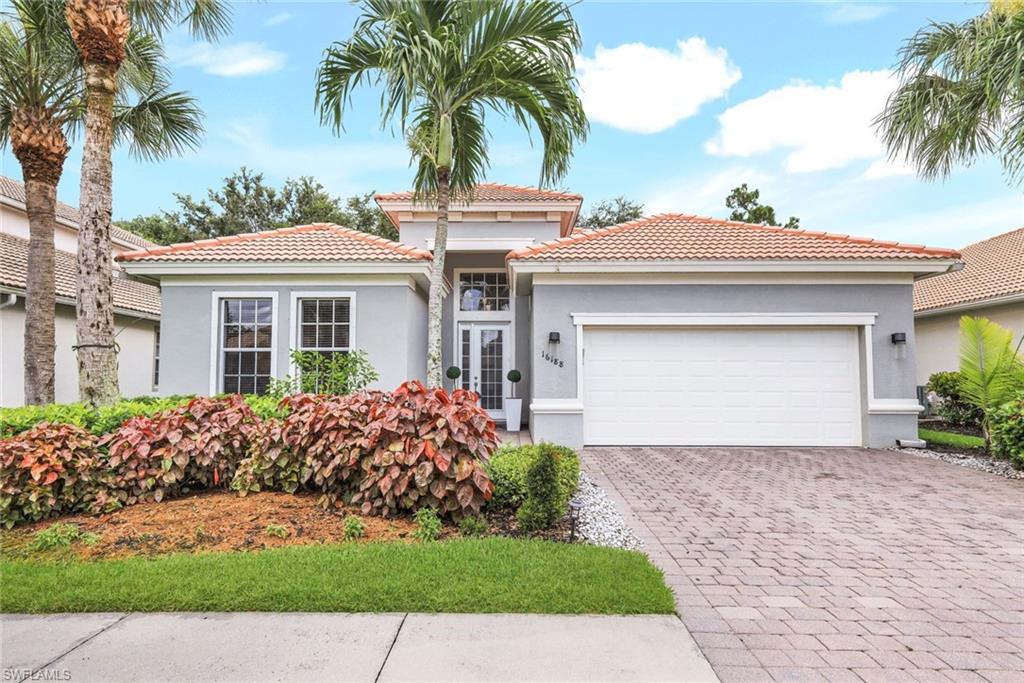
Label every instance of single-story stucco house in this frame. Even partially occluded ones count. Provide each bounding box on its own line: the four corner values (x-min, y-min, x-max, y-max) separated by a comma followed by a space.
117, 183, 961, 449
0, 176, 161, 406
913, 226, 1024, 386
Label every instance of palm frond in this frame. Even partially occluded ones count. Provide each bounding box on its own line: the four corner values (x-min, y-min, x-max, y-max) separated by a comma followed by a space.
113, 82, 204, 161
958, 315, 1024, 415
128, 0, 231, 41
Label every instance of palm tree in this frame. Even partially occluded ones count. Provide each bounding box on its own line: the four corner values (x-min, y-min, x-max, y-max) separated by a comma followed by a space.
0, 0, 205, 405
958, 316, 1024, 449
63, 0, 230, 406
876, 2, 1024, 186
316, 0, 588, 387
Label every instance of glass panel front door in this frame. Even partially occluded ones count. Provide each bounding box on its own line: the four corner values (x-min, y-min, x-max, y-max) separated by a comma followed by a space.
458, 323, 509, 419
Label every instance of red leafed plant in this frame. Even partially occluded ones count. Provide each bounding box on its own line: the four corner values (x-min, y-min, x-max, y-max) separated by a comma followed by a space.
100, 395, 260, 505
354, 381, 497, 518
0, 423, 104, 528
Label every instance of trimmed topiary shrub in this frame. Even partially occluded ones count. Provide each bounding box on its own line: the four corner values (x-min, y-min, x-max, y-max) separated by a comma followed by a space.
991, 393, 1024, 469
0, 423, 106, 528
516, 444, 563, 532
486, 443, 579, 510
100, 395, 261, 505
927, 371, 983, 428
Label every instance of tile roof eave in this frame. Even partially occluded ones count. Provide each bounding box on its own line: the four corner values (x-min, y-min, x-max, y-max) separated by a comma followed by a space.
913, 289, 1024, 315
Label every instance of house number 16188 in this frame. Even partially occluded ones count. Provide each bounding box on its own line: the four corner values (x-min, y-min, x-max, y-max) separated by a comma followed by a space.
540, 350, 564, 368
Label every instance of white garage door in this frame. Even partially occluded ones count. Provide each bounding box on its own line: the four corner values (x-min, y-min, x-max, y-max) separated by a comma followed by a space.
583, 326, 862, 446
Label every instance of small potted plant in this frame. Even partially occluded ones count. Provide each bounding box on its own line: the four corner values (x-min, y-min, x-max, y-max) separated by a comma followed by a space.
505, 369, 522, 432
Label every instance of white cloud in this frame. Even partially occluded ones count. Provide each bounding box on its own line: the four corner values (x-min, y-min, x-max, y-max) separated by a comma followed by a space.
264, 12, 293, 27
706, 69, 896, 173
171, 42, 286, 77
863, 157, 916, 180
576, 38, 741, 134
824, 3, 893, 24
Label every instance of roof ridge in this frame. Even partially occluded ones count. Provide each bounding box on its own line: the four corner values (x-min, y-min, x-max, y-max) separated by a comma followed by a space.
319, 223, 432, 260
375, 182, 582, 202
508, 214, 657, 260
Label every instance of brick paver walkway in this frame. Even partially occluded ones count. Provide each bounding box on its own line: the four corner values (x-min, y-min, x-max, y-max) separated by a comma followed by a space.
583, 447, 1024, 683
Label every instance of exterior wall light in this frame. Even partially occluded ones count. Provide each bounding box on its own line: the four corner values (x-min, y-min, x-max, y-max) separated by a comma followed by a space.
548, 331, 561, 344
891, 332, 907, 344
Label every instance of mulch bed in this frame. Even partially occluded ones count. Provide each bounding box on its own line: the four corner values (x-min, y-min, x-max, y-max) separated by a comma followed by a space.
1, 491, 440, 560
919, 418, 984, 440
2, 492, 576, 561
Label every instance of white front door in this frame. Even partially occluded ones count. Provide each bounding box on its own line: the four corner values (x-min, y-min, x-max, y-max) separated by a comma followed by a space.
582, 326, 862, 446
458, 322, 511, 420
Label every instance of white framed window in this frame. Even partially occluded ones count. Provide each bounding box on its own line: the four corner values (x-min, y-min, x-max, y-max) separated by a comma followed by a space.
209, 291, 278, 395
458, 271, 510, 312
287, 291, 357, 374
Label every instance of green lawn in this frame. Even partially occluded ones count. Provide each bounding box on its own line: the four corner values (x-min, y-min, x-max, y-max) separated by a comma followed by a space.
919, 427, 986, 450
0, 538, 674, 615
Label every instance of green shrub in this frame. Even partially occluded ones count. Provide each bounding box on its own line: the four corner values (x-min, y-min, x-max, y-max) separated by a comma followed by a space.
268, 349, 380, 398
413, 507, 442, 542
927, 371, 984, 428
458, 514, 489, 537
29, 522, 99, 551
486, 443, 579, 510
343, 516, 365, 541
991, 393, 1024, 469
0, 396, 193, 438
242, 395, 289, 420
516, 444, 563, 532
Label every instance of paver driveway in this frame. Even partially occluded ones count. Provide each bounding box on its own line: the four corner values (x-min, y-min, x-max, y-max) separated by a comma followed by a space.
583, 447, 1024, 683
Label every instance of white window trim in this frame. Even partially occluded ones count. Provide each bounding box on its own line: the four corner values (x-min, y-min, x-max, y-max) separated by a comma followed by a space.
452, 268, 516, 411
208, 290, 279, 395
287, 291, 358, 377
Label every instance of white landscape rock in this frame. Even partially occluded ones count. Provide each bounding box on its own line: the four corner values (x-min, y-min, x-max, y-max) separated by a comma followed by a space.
571, 473, 644, 550
895, 448, 1024, 480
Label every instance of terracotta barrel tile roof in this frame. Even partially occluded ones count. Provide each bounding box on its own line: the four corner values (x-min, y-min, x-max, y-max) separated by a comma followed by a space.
913, 227, 1024, 312
116, 223, 433, 263
508, 213, 961, 262
375, 182, 582, 203
1, 233, 160, 316
0, 175, 156, 249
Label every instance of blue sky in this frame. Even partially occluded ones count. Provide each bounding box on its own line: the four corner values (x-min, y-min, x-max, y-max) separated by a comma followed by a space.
3, 1, 1021, 249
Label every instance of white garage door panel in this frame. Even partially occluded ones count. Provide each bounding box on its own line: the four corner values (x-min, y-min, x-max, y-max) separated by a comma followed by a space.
583, 327, 862, 446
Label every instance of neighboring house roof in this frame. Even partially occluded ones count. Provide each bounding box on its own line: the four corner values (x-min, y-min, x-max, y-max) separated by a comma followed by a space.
913, 227, 1024, 314
0, 232, 160, 318
116, 223, 433, 263
508, 214, 962, 262
0, 175, 156, 250
375, 183, 582, 203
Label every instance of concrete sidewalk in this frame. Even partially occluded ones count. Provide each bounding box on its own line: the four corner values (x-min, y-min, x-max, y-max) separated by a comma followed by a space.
1, 612, 718, 682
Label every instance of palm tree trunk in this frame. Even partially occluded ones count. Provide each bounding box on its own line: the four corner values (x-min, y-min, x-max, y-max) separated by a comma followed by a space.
75, 60, 120, 406
426, 168, 450, 388
23, 179, 58, 405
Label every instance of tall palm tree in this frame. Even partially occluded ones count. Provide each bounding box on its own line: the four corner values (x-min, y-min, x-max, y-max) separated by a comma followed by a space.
316, 0, 588, 387
876, 1, 1024, 186
0, 0, 205, 405
63, 0, 230, 406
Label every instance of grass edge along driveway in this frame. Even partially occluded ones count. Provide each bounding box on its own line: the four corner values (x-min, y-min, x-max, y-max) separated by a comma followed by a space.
1, 537, 674, 615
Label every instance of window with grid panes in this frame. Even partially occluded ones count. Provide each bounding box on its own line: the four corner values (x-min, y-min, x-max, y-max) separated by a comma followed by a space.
297, 297, 352, 361
220, 298, 273, 395
458, 272, 510, 312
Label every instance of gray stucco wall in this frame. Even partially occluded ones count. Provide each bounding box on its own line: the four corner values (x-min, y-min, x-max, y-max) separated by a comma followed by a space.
529, 283, 920, 448
399, 220, 560, 251
158, 283, 426, 396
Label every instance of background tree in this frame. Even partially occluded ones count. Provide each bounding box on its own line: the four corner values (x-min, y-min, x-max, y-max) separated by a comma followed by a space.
317, 0, 588, 387
876, 1, 1024, 186
578, 196, 644, 229
64, 0, 230, 406
0, 0, 201, 404
116, 168, 398, 244
725, 184, 800, 229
